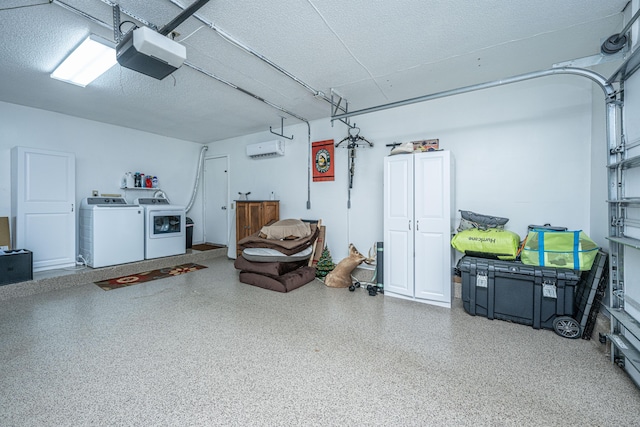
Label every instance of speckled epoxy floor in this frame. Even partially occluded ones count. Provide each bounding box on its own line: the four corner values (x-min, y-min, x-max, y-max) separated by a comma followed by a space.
1, 256, 639, 426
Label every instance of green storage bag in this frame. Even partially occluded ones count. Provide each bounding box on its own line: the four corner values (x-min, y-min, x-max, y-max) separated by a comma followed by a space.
451, 228, 521, 260
520, 229, 598, 271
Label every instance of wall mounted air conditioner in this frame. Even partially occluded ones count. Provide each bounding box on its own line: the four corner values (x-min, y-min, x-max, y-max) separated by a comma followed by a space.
246, 140, 285, 158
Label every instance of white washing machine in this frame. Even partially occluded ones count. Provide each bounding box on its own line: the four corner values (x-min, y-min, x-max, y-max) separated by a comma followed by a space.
135, 198, 186, 259
79, 197, 145, 268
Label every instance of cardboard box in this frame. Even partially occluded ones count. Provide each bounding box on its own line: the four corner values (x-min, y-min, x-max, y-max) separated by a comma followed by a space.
412, 139, 439, 152
310, 225, 326, 267
0, 217, 10, 251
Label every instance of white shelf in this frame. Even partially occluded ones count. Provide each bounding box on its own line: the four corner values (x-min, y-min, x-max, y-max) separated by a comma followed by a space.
121, 187, 161, 190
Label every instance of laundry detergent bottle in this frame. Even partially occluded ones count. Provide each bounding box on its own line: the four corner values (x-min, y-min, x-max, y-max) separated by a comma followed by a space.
122, 172, 133, 188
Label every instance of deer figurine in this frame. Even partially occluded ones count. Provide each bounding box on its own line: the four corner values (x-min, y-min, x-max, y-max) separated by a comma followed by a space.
324, 244, 374, 288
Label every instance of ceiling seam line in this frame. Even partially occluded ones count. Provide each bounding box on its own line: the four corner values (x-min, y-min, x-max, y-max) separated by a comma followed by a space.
167, 0, 347, 112
53, 0, 112, 31
344, 10, 628, 89
365, 12, 629, 81
184, 61, 308, 123
306, 0, 388, 101
52, 0, 308, 125
441, 13, 628, 66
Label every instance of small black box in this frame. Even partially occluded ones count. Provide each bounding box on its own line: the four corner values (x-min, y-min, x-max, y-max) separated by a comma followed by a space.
0, 249, 33, 286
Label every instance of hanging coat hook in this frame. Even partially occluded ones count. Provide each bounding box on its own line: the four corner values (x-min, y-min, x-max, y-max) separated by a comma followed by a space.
348, 123, 360, 139
269, 117, 294, 140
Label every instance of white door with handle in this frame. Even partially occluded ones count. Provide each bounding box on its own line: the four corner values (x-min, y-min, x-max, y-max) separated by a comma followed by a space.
383, 154, 414, 297
414, 151, 452, 305
11, 146, 76, 271
204, 156, 229, 246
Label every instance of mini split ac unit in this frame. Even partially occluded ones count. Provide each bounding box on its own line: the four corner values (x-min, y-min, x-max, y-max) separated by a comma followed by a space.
246, 140, 285, 158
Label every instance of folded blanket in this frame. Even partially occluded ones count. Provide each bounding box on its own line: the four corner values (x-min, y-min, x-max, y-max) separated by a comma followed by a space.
259, 219, 311, 239
239, 267, 317, 293
242, 246, 313, 263
234, 255, 308, 276
238, 223, 319, 255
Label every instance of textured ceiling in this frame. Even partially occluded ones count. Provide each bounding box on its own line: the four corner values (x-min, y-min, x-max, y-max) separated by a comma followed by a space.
0, 0, 630, 143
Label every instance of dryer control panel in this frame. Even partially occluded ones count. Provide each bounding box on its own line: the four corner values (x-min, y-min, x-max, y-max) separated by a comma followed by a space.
136, 198, 170, 205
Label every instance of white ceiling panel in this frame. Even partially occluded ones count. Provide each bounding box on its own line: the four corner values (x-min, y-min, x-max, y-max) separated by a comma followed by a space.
0, 0, 630, 143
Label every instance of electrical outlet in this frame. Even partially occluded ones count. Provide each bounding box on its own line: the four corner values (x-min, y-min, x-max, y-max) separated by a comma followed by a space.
92, 190, 99, 197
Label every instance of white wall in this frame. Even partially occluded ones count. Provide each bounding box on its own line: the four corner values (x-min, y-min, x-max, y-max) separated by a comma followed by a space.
0, 101, 207, 251
1, 73, 610, 265
207, 75, 608, 262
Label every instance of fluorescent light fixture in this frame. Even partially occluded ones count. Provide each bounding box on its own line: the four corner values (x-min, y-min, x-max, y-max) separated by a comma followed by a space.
51, 35, 117, 87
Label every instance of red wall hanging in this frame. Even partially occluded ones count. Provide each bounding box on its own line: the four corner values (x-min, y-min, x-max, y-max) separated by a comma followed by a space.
312, 139, 335, 182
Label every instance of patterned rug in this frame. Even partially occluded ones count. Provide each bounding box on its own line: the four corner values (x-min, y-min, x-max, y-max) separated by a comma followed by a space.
95, 263, 207, 291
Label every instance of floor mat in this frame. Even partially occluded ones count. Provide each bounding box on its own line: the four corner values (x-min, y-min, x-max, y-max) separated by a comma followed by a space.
95, 263, 207, 290
191, 243, 225, 251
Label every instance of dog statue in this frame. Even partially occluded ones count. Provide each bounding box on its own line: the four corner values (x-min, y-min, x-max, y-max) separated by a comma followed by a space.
324, 244, 374, 288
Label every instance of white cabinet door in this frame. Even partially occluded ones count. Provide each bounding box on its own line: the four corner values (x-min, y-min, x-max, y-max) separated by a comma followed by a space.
384, 155, 414, 297
414, 151, 452, 307
11, 147, 76, 271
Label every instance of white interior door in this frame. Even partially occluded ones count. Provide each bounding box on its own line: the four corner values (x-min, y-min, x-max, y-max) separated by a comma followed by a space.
11, 146, 76, 271
414, 151, 452, 307
204, 156, 229, 245
383, 155, 414, 297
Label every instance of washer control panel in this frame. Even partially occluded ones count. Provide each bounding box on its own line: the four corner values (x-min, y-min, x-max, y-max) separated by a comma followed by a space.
85, 197, 128, 205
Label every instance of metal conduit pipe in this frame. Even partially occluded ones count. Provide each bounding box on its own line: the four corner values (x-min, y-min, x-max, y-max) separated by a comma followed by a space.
167, 0, 333, 104
186, 61, 315, 209
54, 0, 114, 30
306, 120, 311, 209
185, 61, 313, 209
168, 0, 326, 209
55, 0, 315, 209
183, 61, 308, 123
331, 67, 615, 122
51, 2, 308, 124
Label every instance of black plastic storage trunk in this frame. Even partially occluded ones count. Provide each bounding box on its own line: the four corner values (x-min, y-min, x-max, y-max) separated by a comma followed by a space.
458, 256, 581, 333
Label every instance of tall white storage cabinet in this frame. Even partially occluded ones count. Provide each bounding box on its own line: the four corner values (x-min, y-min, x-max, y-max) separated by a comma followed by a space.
384, 151, 453, 308
11, 147, 76, 272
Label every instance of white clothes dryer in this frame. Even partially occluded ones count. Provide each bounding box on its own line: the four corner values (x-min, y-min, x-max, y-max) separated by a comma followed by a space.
135, 198, 186, 259
79, 197, 145, 268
